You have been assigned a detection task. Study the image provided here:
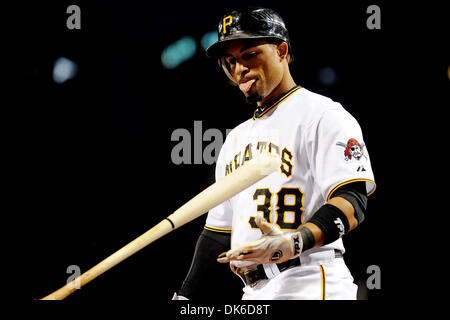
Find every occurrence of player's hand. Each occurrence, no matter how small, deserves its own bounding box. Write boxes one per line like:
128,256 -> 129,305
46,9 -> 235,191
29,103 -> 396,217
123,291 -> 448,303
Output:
217,215 -> 303,265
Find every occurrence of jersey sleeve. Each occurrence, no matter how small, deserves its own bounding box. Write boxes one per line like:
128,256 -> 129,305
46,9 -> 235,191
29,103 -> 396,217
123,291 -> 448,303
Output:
204,138 -> 233,233
307,107 -> 376,201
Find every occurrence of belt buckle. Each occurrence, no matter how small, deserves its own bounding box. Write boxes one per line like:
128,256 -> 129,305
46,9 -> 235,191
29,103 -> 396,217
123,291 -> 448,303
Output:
244,269 -> 261,288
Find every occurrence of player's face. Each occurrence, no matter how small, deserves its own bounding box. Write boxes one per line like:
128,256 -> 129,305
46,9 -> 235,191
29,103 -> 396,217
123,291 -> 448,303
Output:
222,39 -> 285,105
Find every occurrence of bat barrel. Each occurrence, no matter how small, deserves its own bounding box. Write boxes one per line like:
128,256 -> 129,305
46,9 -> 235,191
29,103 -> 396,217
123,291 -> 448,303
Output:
168,152 -> 280,229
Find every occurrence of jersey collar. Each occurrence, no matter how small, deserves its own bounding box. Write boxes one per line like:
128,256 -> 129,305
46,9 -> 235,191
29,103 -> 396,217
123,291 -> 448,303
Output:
253,85 -> 302,120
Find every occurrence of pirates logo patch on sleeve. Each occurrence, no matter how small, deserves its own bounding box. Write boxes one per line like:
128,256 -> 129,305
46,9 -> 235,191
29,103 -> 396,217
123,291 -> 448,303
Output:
336,138 -> 367,161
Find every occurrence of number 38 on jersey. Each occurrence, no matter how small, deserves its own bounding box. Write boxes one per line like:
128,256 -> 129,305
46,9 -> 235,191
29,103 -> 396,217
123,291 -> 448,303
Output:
249,187 -> 304,231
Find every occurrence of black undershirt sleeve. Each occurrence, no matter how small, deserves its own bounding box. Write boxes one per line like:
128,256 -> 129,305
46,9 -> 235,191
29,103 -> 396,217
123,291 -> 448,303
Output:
178,228 -> 232,300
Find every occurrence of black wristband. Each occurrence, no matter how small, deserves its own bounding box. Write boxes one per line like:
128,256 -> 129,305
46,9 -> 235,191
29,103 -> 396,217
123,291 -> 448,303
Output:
298,226 -> 315,252
308,203 -> 350,246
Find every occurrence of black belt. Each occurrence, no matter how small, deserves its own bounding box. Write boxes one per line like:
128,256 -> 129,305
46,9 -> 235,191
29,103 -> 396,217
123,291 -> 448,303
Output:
242,249 -> 343,287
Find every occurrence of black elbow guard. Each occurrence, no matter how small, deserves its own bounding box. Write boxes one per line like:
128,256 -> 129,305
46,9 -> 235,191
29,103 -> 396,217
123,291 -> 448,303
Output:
308,204 -> 350,245
330,182 -> 368,224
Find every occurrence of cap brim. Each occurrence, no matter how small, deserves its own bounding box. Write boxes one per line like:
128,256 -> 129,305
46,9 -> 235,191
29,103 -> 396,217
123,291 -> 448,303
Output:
205,34 -> 281,58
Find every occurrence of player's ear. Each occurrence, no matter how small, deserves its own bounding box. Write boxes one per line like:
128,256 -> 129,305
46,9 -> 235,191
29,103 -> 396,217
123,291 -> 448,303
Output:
277,42 -> 289,62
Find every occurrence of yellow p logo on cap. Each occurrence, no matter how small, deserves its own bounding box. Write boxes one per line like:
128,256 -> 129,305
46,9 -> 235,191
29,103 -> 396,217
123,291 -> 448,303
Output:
222,15 -> 233,34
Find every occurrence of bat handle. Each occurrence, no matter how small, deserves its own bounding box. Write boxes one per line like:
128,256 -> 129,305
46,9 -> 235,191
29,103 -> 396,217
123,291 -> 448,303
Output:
40,219 -> 173,300
41,283 -> 77,300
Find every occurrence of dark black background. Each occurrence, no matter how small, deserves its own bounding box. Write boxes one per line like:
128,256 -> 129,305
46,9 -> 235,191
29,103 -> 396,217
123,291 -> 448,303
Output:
12,0 -> 448,308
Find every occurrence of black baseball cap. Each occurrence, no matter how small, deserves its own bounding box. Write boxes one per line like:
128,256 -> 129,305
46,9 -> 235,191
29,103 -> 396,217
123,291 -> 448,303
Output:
206,7 -> 292,58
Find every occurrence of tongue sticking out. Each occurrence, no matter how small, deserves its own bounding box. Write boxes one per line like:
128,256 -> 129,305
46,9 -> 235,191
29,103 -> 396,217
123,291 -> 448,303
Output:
239,79 -> 256,94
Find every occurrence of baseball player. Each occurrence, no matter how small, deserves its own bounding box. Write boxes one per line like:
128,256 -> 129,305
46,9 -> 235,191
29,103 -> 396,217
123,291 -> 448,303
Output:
173,7 -> 375,300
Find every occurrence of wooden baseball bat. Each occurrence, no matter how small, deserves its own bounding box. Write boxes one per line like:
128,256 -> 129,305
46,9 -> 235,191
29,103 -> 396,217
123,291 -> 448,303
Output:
40,152 -> 280,300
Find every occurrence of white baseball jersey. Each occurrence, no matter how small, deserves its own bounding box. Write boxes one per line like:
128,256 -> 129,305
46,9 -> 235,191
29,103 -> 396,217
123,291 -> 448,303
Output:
205,87 -> 376,292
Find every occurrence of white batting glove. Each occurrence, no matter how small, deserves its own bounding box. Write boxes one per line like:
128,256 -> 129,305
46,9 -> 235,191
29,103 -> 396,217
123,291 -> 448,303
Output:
217,215 -> 303,265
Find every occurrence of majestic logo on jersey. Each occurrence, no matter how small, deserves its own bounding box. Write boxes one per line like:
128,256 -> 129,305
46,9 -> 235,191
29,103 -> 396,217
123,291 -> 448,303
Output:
336,138 -> 366,161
